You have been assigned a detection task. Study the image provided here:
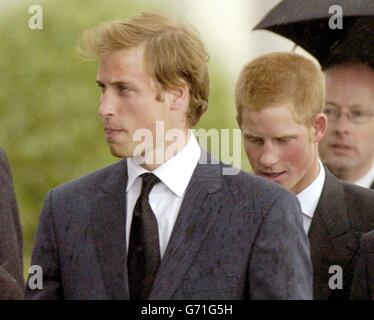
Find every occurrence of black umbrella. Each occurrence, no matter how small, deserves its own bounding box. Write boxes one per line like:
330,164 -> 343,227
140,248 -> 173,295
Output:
253,0 -> 374,67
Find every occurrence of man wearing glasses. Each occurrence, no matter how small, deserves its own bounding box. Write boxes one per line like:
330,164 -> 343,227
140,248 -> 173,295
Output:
318,61 -> 374,299
320,62 -> 374,189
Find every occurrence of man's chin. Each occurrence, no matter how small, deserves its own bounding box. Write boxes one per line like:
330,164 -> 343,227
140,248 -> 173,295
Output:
107,143 -> 155,163
323,157 -> 355,178
324,156 -> 352,170
108,145 -> 132,159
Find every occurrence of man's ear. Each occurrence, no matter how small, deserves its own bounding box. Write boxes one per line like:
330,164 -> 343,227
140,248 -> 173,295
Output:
312,113 -> 328,143
166,86 -> 190,111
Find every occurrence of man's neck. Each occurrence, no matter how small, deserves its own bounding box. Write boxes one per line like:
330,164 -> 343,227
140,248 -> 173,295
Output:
137,128 -> 190,171
292,157 -> 321,194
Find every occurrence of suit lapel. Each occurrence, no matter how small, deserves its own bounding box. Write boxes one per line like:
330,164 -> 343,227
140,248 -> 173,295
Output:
149,156 -> 222,300
90,160 -> 129,299
309,169 -> 350,240
308,169 -> 355,299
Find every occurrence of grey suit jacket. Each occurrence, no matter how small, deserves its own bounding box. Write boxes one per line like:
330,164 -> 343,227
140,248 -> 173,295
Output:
0,149 -> 24,291
308,169 -> 374,300
350,230 -> 374,300
0,265 -> 23,300
26,154 -> 312,300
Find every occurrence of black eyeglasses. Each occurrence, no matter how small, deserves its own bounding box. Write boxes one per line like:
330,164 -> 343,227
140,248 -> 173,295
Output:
324,105 -> 374,124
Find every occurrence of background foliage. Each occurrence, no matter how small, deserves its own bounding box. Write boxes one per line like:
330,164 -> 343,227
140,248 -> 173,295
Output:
0,0 -> 249,276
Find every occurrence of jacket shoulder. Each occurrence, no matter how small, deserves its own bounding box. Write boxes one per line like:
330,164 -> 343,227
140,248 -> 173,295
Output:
51,160 -> 125,196
220,165 -> 294,204
0,148 -> 9,169
341,181 -> 374,208
341,181 -> 374,229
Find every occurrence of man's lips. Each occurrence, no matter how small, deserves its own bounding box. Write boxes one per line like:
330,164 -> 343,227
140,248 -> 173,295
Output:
329,143 -> 354,152
258,171 -> 286,180
105,127 -> 123,132
104,127 -> 124,138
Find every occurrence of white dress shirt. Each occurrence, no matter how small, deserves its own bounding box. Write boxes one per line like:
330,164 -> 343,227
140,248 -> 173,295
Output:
296,160 -> 326,234
354,160 -> 374,189
126,132 -> 201,258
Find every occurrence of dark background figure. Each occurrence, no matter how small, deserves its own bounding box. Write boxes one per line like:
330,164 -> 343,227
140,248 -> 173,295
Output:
0,148 -> 24,297
350,229 -> 374,300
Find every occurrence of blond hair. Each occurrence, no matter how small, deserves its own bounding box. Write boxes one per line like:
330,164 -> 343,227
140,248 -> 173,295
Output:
81,12 -> 209,127
235,52 -> 325,126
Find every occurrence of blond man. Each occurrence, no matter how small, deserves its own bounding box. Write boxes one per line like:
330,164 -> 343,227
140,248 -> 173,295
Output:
236,52 -> 374,300
26,14 -> 311,300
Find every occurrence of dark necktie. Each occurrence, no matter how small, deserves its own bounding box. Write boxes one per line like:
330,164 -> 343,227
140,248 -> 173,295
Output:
128,173 -> 161,300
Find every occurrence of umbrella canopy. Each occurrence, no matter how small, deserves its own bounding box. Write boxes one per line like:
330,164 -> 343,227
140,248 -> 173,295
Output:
254,0 -> 374,67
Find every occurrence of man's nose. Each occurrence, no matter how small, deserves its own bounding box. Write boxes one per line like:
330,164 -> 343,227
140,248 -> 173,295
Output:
334,112 -> 352,135
98,91 -> 116,118
259,144 -> 279,167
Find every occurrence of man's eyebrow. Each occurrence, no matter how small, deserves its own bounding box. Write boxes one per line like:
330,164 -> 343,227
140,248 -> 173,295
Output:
241,129 -> 252,135
274,134 -> 297,139
325,101 -> 339,108
241,131 -> 261,138
347,104 -> 367,110
325,101 -> 366,110
96,80 -> 133,87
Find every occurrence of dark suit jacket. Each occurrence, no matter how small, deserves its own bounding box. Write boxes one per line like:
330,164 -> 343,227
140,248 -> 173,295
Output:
309,169 -> 374,300
0,265 -> 23,300
350,230 -> 374,300
26,153 -> 312,300
0,149 -> 24,292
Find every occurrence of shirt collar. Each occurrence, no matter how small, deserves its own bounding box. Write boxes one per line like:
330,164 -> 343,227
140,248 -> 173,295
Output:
126,158 -> 149,192
126,131 -> 201,197
296,160 -> 326,218
354,160 -> 374,189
